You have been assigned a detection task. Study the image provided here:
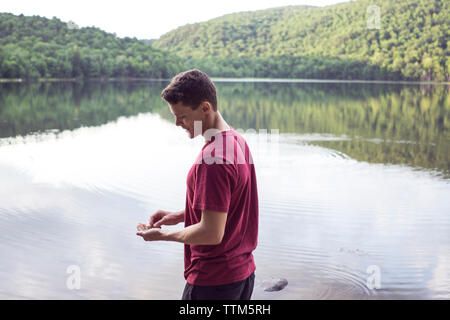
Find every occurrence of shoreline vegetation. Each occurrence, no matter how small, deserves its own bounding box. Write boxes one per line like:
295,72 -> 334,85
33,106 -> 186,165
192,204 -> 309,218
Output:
1,1 -> 448,83
1,77 -> 449,85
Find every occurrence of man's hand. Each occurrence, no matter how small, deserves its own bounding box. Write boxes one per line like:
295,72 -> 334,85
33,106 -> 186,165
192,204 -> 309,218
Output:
136,222 -> 150,231
136,228 -> 165,241
149,209 -> 184,228
136,208 -> 184,242
136,209 -> 226,245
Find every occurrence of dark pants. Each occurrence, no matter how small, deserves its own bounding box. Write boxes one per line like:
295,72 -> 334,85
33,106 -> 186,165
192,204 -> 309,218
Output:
182,272 -> 255,300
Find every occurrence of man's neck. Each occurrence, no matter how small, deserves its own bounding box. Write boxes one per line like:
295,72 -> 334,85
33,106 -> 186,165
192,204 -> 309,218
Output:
209,112 -> 230,131
202,112 -> 230,141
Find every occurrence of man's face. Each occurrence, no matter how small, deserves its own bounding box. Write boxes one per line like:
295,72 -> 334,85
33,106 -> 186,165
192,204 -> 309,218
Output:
169,101 -> 207,139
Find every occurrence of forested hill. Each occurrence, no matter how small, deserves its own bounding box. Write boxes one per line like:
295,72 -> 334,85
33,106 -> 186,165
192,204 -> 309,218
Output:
1,0 -> 448,81
153,0 -> 449,81
0,13 -> 185,78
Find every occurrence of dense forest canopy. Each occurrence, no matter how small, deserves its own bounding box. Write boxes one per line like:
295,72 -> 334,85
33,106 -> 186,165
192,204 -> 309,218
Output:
154,0 -> 449,81
0,13 -> 185,79
0,0 -> 449,81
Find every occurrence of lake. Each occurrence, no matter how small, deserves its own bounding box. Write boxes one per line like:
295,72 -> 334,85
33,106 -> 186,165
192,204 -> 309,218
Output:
0,80 -> 449,299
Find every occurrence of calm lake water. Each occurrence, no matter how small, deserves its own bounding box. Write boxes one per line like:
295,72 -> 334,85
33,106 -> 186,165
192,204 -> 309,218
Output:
0,80 -> 449,299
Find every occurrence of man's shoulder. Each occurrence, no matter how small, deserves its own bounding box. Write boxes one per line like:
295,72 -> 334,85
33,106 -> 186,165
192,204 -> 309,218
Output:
198,130 -> 253,165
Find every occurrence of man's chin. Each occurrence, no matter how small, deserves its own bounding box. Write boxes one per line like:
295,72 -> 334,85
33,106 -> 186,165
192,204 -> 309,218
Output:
183,128 -> 198,139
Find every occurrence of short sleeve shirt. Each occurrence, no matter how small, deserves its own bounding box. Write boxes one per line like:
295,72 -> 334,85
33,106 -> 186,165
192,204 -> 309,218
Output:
184,127 -> 259,286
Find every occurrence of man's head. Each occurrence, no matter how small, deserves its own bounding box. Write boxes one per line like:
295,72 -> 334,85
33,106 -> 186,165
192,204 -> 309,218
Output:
161,69 -> 217,139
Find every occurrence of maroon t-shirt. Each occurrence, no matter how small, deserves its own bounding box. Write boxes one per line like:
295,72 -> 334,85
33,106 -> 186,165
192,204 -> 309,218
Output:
184,127 -> 259,286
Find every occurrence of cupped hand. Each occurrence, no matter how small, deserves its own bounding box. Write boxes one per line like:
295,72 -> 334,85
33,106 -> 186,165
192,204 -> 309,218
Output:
136,228 -> 164,241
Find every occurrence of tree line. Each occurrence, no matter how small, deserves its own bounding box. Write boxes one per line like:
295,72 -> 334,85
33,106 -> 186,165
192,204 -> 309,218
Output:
154,0 -> 449,81
1,0 -> 449,81
0,13 -> 185,79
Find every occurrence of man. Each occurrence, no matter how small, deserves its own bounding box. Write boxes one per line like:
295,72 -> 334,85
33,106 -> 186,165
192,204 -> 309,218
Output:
136,69 -> 259,300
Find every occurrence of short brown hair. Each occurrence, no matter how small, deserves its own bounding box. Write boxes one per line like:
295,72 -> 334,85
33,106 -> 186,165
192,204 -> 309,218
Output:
161,69 -> 218,111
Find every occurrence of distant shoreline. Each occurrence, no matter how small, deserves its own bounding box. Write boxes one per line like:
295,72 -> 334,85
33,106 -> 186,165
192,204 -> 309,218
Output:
211,78 -> 450,85
0,77 -> 449,85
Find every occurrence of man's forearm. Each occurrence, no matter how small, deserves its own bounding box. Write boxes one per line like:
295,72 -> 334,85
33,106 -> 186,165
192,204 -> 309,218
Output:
176,209 -> 185,223
160,222 -> 219,245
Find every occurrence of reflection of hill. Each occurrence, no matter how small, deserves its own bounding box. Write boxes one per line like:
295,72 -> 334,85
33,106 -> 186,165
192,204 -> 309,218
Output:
0,81 -> 448,177
216,83 -> 448,143
0,81 -> 168,138
215,82 -> 449,177
313,139 -> 449,179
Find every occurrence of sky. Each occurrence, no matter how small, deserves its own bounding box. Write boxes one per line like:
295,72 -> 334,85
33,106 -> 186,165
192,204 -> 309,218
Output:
1,0 -> 351,40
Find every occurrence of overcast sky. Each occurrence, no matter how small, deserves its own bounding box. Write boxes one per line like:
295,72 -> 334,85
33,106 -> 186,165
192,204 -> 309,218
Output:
1,0 -> 351,39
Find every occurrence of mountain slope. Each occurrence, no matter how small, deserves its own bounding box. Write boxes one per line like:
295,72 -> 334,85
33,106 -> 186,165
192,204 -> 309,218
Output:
153,0 -> 449,81
0,13 -> 186,78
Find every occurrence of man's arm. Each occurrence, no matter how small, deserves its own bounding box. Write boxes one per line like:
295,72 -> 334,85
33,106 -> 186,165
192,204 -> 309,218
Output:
171,209 -> 185,223
137,209 -> 227,245
148,209 -> 185,228
162,209 -> 227,245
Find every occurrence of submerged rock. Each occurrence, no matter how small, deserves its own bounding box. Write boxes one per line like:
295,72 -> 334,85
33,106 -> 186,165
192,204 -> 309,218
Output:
263,278 -> 288,292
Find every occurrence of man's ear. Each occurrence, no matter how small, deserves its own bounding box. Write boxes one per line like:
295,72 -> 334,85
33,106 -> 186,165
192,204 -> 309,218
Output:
201,101 -> 212,114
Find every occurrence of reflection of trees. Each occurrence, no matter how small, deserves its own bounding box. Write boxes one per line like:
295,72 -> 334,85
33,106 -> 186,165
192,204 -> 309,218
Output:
313,139 -> 449,179
0,81 -> 448,176
216,83 -> 449,143
215,82 -> 449,176
0,81 -> 168,137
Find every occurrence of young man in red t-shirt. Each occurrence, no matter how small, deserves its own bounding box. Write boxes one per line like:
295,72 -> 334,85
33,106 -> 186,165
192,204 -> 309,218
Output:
136,69 -> 259,300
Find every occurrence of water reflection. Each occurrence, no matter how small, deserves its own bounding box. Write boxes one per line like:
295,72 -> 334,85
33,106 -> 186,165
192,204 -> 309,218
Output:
1,81 -> 448,177
0,81 -> 449,299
